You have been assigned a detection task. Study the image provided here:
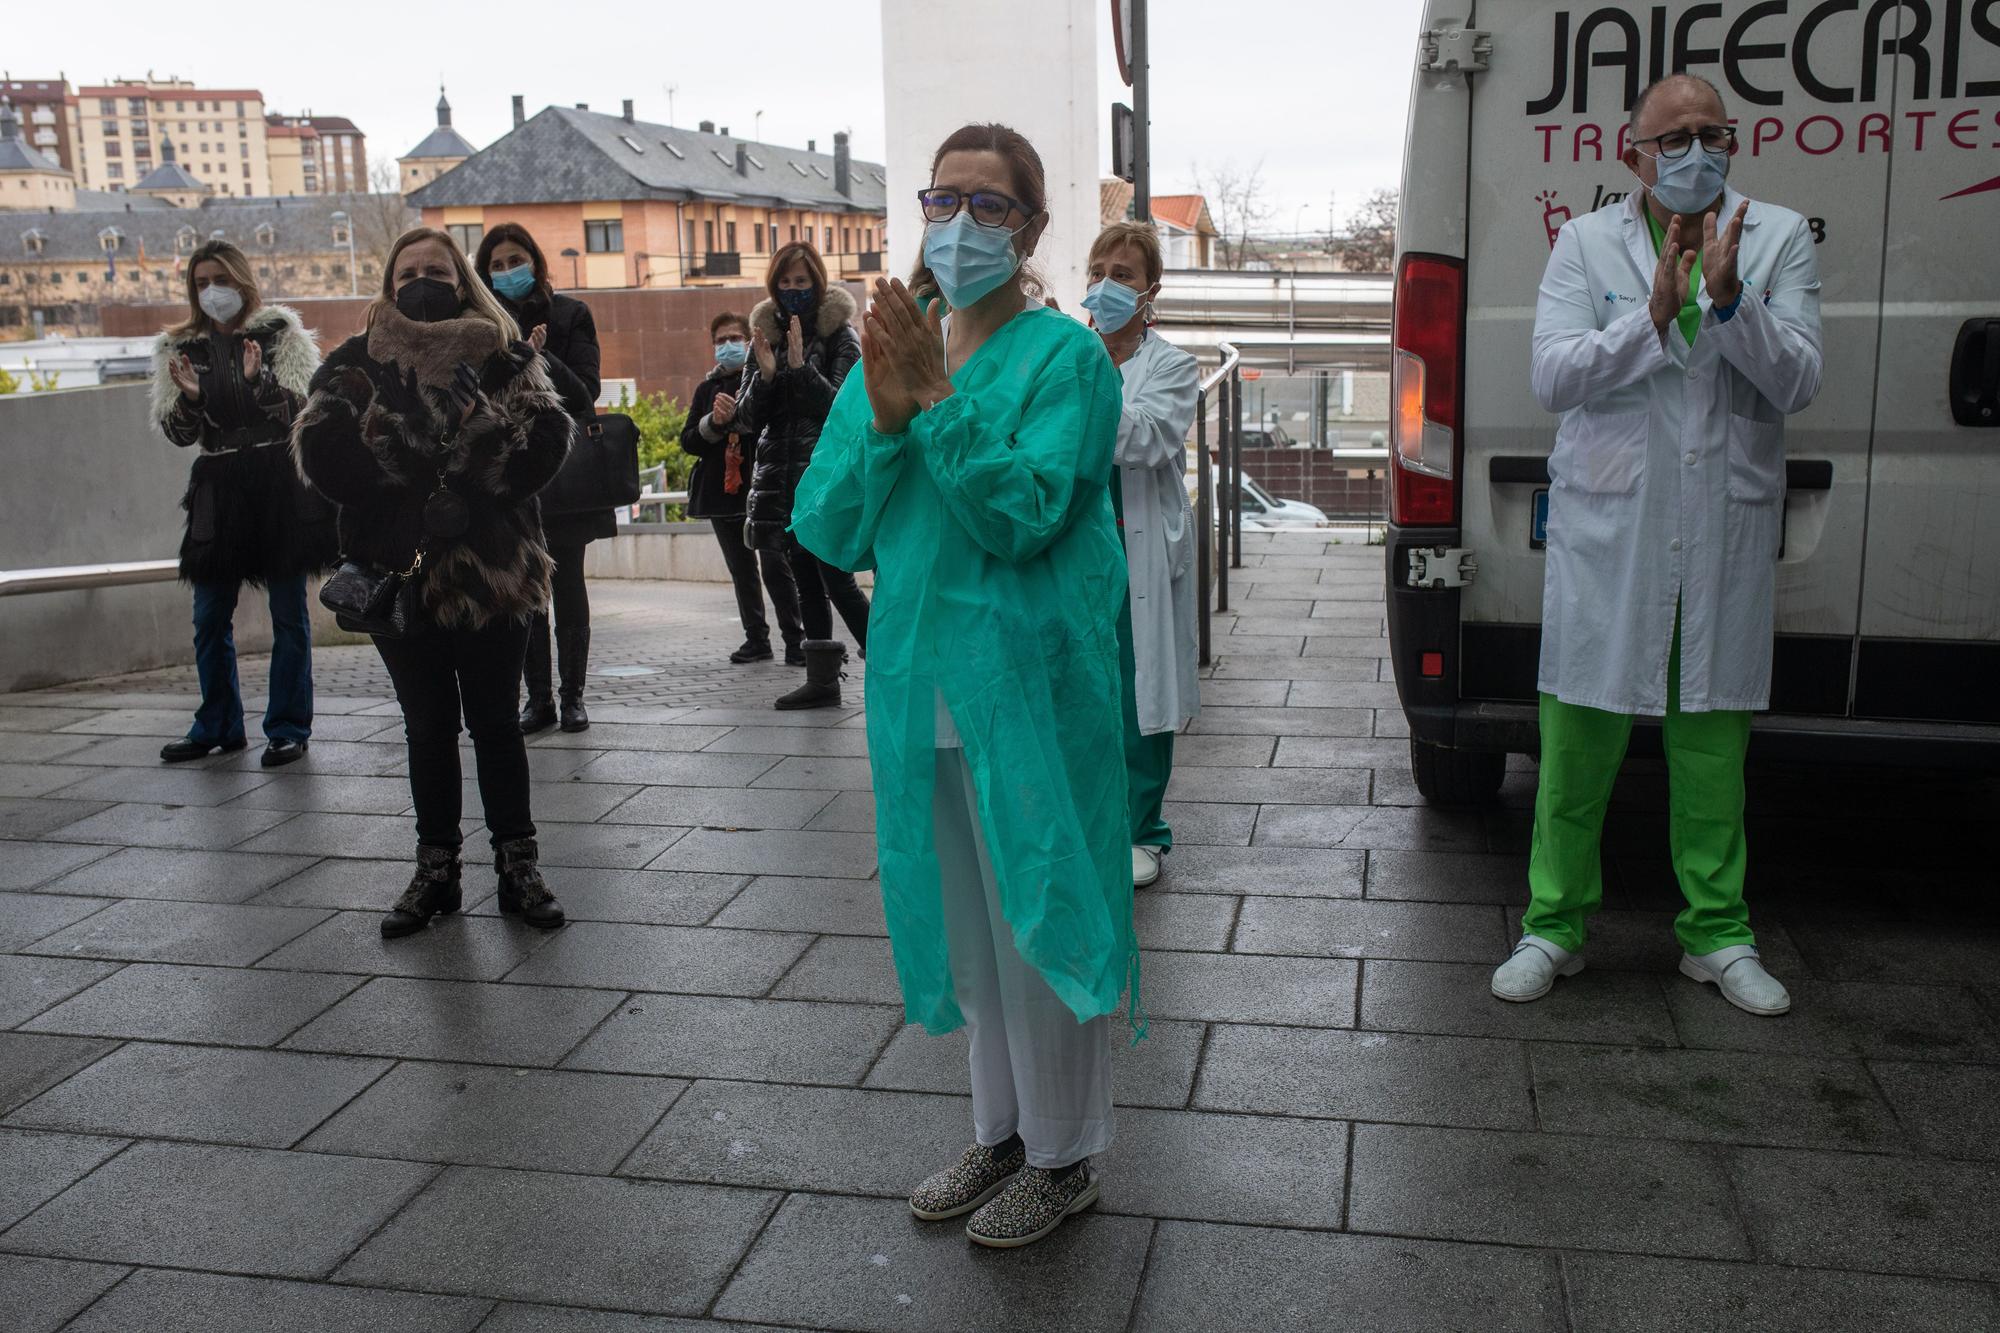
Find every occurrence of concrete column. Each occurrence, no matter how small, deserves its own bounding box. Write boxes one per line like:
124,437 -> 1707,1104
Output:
880,0 -> 1100,312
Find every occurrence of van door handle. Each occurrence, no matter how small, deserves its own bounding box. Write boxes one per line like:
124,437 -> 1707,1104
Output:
1489,456 -> 1550,484
1950,318 -> 2000,427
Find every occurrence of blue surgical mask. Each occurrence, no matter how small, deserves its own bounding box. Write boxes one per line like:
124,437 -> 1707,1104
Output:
1648,144 -> 1731,216
922,212 -> 1024,309
1082,278 -> 1143,333
715,340 -> 749,370
489,265 -> 536,301
778,287 -> 817,317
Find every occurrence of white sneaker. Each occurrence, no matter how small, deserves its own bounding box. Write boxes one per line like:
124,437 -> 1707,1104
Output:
1680,945 -> 1791,1017
1132,846 -> 1162,889
1491,935 -> 1584,1002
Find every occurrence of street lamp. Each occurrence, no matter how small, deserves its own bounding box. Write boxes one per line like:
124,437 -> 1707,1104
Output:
330,210 -> 357,296
560,247 -> 580,288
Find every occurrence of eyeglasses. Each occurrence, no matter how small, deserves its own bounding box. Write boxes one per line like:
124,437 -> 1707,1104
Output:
1634,125 -> 1736,159
918,188 -> 1032,229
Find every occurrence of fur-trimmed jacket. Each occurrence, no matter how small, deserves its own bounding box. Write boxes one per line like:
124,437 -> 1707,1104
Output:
292,306 -> 573,632
151,303 -> 337,585
738,285 -> 860,549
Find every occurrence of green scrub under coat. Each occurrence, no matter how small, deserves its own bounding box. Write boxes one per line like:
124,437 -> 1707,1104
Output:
790,303 -> 1140,1036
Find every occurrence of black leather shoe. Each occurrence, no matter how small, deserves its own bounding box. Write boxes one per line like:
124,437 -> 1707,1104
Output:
558,697 -> 589,733
784,644 -> 807,667
731,640 -> 774,664
160,737 -> 246,763
518,699 -> 558,735
261,738 -> 309,768
381,847 -> 463,938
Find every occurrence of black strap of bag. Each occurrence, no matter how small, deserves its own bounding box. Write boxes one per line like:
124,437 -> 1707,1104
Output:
319,465 -> 455,638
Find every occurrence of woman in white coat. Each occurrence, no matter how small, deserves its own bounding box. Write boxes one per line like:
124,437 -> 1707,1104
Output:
1084,222 -> 1202,889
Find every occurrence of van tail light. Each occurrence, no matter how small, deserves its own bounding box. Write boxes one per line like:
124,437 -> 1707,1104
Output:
1390,254 -> 1465,527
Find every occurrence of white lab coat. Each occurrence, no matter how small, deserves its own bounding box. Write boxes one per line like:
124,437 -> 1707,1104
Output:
1116,331 -> 1202,735
1530,185 -> 1823,716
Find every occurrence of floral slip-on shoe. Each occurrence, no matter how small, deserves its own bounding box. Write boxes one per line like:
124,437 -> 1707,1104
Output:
908,1139 -> 1028,1222
964,1160 -> 1100,1248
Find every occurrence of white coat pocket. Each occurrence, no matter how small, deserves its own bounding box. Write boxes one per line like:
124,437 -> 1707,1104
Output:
1552,409 -> 1648,496
1725,414 -> 1785,504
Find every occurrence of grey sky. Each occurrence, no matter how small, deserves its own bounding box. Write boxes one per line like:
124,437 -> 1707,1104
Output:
14,0 -> 1421,233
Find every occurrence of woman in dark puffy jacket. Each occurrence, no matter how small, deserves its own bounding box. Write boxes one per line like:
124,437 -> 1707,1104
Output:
152,239 -> 335,768
294,226 -> 570,940
475,223 -> 605,735
739,241 -> 870,710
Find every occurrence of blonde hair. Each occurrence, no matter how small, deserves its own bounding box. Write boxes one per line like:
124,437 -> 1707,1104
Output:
167,240 -> 262,339
1088,221 -> 1163,287
367,226 -> 520,341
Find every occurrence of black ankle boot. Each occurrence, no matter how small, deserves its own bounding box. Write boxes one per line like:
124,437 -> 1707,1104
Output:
381,846 -> 463,939
520,613 -> 557,734
775,640 -> 846,711
495,837 -> 565,929
556,624 -> 591,733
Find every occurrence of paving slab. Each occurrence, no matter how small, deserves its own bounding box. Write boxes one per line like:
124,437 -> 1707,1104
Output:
0,1033 -> 117,1116
0,1140 -> 433,1278
1732,1148 -> 2000,1281
284,977 -> 627,1067
1136,950 -> 1356,1027
51,707 -> 211,738
0,764 -> 97,800
257,910 -> 557,982
648,827 -> 878,880
38,846 -> 321,904
712,1192 -> 1152,1333
1133,890 -> 1235,951
0,1253 -> 130,1333
701,725 -> 873,757
1195,1026 -> 1535,1130
568,751 -> 785,787
41,801 -> 294,850
0,706 -> 107,733
1100,1107 -> 1345,1227
1785,912 -> 2000,987
0,892 -> 110,951
710,875 -> 886,935
42,766 -> 274,807
217,739 -> 407,776
804,789 -> 877,832
0,798 -> 118,839
1147,844 -> 1362,898
23,898 -> 330,966
563,994 -> 900,1084
0,1127 -> 127,1229
620,1080 -> 973,1195
1868,1060 -> 2000,1160
598,784 -> 835,831
1130,1221 -> 1565,1333
1560,1252 -> 2000,1332
521,822 -> 691,871
479,1304 -> 797,1332
234,811 -> 463,859
1664,977 -> 2000,1062
1530,1044 -> 1903,1152
1165,765 -> 1370,806
1360,959 -> 1679,1047
1271,735 -> 1412,768
223,773 -> 443,815
302,1062 -> 683,1174
1167,734 -> 1278,766
1234,896 -> 1509,962
1195,679 -> 1291,707
750,755 -> 876,791
0,733 -> 96,764
4,1042 -> 389,1148
0,955 -> 125,1028
244,857 -> 422,910
58,1269 -> 492,1333
0,840 -> 115,891
770,934 -> 902,1005
438,779 -> 644,825
1188,706 -> 1371,737
20,961 -> 360,1045
1158,800 -> 1259,846
864,1019 -> 1204,1110
464,867 -> 749,927
529,723 -> 733,752
1503,906 -> 1807,975
335,1167 -> 778,1316
1364,849 -> 1530,904
1347,1123 -> 1749,1258
506,921 -> 812,996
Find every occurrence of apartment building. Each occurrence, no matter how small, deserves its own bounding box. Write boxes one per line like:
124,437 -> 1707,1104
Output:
0,77 -> 82,174
70,78 -> 269,197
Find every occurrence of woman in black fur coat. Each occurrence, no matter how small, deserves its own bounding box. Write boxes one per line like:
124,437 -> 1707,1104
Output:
476,223 -> 606,735
294,227 -> 572,940
151,239 -> 335,768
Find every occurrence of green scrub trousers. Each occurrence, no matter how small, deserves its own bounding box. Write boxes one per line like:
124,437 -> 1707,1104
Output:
1525,615 -> 1755,956
1112,479 -> 1175,850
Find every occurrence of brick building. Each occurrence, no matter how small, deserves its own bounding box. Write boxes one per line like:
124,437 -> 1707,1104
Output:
0,77 -> 82,174
69,78 -> 269,197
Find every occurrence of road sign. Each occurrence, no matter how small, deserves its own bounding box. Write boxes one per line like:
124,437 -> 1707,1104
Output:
1112,0 -> 1134,85
1111,104 -> 1135,184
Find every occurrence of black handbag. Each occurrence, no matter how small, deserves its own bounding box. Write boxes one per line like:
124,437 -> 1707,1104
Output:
538,412 -> 641,516
319,546 -> 425,638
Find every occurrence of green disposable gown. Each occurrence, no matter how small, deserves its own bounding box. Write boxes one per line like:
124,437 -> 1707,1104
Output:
791,303 -> 1140,1036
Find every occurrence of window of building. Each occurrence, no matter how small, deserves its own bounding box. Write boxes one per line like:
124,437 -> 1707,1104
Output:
789,225 -> 797,242
106,164 -> 122,180
176,100 -> 185,111
725,221 -> 736,252
619,135 -> 643,154
236,100 -> 245,116
710,149 -> 732,167
127,98 -> 145,114
257,265 -> 271,278
100,99 -> 116,115
176,226 -> 198,253
310,263 -> 322,277
446,223 -> 483,252
584,219 -> 623,253
753,222 -> 764,254
104,141 -> 120,158
22,229 -> 45,256
684,221 -> 696,255
240,142 -> 247,158
79,271 -> 92,283
824,226 -> 833,252
98,227 -> 122,252
661,140 -> 684,158
103,120 -> 118,136
788,161 -> 808,177
242,163 -> 250,178
702,220 -> 713,252
255,223 -> 275,246
51,271 -> 62,284
842,228 -> 851,254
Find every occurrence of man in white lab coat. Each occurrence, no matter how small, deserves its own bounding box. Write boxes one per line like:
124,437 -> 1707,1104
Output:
1492,74 -> 1823,1016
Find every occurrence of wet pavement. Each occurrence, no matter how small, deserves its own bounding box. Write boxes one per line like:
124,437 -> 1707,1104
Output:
1,532 -> 1997,1331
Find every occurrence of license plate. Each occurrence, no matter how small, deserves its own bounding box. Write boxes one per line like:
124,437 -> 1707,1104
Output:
1530,489 -> 1549,549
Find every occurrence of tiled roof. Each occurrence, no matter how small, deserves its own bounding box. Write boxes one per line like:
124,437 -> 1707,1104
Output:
74,190 -> 177,210
404,125 -> 476,160
305,116 -> 361,135
6,193 -> 412,262
1150,194 -> 1216,235
409,107 -> 886,214
1100,177 -> 1134,224
133,160 -> 206,193
78,85 -> 264,101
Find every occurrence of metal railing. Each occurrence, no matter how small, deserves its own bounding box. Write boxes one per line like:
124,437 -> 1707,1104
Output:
0,560 -> 181,597
1195,340 -> 1244,667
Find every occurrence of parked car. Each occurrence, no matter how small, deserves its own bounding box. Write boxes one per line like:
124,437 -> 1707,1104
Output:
1385,0 -> 2000,805
1186,460 -> 1331,530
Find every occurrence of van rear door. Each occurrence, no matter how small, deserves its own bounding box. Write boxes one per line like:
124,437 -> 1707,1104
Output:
1852,12 -> 2000,723
1453,0 -> 1891,716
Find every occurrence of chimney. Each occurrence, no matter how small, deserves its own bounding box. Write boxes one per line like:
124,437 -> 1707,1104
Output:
512,95 -> 525,128
622,99 -> 634,123
734,144 -> 747,176
575,102 -> 588,111
807,138 -> 816,153
719,125 -> 729,136
698,119 -> 714,134
834,131 -> 851,199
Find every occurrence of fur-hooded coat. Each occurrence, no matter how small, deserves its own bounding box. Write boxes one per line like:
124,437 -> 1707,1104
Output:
292,305 -> 573,632
150,303 -> 338,584
737,284 -> 861,549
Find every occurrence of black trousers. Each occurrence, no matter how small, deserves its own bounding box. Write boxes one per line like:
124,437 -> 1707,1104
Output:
548,542 -> 589,634
712,515 -> 803,648
375,617 -> 536,852
785,532 -> 870,646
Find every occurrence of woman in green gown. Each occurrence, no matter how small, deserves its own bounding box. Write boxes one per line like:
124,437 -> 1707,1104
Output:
791,123 -> 1136,1250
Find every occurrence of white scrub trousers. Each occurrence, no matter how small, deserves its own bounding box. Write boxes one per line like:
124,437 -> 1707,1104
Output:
931,745 -> 1114,1169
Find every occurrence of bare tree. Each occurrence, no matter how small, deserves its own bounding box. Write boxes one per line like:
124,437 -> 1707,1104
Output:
1336,189 -> 1399,273
1191,160 -> 1274,271
343,160 -> 420,285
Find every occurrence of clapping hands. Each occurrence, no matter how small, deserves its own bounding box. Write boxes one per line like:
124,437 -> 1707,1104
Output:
860,278 -> 950,436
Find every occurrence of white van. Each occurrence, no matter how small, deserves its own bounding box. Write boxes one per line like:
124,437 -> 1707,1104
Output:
1387,0 -> 2000,803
